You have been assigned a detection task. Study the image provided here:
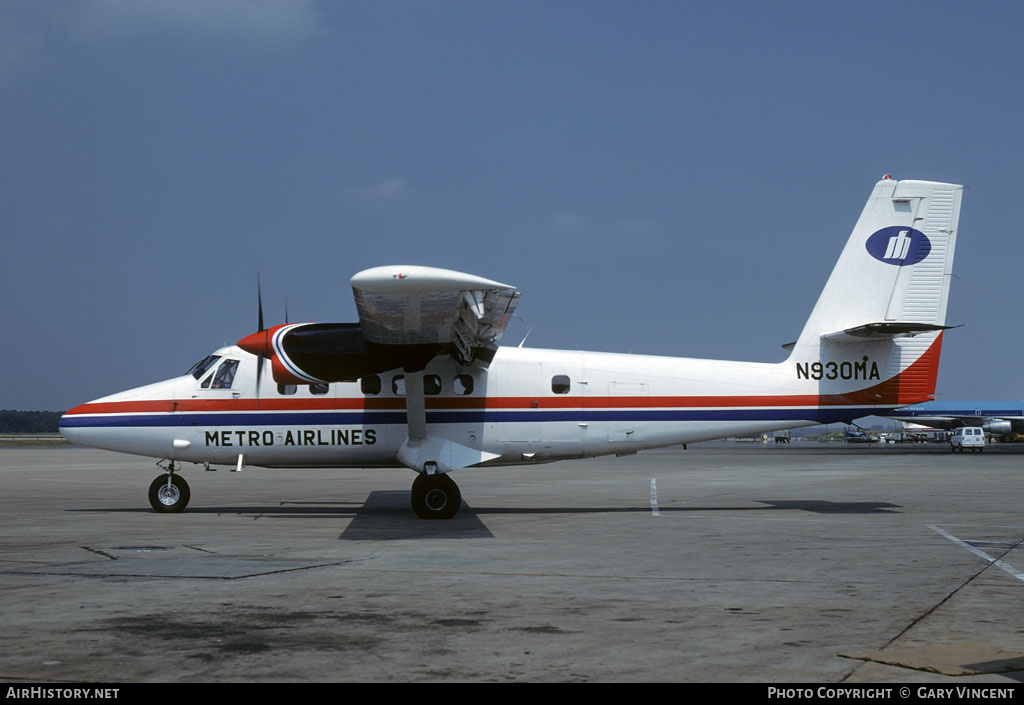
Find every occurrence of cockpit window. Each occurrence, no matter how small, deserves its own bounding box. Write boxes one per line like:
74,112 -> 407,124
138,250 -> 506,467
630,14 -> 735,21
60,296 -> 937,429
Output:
210,359 -> 239,389
187,355 -> 221,380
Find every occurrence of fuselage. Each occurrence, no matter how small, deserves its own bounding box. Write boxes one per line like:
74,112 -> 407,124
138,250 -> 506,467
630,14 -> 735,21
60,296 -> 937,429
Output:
60,343 -> 910,469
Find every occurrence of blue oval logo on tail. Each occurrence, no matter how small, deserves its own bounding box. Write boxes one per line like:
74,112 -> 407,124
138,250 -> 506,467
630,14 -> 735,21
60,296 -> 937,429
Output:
865,227 -> 931,265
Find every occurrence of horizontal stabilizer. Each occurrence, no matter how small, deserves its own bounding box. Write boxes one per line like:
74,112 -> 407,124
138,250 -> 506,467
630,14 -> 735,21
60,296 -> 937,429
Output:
820,321 -> 957,343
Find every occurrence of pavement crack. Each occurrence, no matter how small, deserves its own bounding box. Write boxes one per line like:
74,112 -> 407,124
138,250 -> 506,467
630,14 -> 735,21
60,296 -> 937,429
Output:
183,544 -> 218,554
840,526 -> 1024,682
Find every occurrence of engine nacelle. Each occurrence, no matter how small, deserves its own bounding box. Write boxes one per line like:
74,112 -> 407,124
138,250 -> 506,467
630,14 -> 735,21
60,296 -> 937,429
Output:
981,419 -> 1012,435
239,322 -> 445,385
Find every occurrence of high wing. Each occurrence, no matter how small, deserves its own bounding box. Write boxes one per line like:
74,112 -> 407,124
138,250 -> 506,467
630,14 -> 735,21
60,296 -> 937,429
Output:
351,265 -> 521,368
350,265 -> 522,475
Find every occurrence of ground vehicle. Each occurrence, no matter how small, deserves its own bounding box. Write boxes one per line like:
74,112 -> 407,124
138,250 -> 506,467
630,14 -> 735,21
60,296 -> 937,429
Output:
950,426 -> 986,452
844,429 -> 871,443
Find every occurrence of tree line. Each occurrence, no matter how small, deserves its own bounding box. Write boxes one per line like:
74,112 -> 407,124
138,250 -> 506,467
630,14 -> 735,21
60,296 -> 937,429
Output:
0,410 -> 63,433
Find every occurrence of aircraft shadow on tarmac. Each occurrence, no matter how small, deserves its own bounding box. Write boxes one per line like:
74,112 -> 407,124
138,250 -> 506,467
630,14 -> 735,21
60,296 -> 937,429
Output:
69,494 -> 901,541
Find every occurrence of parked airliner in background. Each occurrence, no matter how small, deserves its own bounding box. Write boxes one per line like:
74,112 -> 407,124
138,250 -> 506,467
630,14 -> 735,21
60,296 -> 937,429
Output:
60,177 -> 964,519
884,402 -> 1024,436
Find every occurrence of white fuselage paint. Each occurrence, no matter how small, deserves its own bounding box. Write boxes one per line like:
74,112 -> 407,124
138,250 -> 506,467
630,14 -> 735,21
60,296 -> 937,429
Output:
60,343 -> 901,471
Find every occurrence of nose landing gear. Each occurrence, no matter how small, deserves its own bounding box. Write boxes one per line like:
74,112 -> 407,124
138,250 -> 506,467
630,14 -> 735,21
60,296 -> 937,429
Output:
148,461 -> 190,513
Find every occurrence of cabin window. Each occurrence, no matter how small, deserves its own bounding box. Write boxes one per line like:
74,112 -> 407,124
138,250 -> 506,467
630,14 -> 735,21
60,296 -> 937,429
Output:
187,354 -> 221,380
361,375 -> 381,395
424,375 -> 441,395
454,374 -> 474,395
392,375 -> 406,396
310,383 -> 329,395
277,384 -> 297,395
210,359 -> 239,389
551,374 -> 571,394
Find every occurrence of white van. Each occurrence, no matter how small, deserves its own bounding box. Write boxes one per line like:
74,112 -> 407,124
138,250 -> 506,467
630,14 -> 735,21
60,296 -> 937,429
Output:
950,427 -> 986,452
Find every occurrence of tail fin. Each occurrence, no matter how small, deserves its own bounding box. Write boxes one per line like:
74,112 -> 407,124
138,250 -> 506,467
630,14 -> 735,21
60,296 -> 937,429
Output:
788,178 -> 963,406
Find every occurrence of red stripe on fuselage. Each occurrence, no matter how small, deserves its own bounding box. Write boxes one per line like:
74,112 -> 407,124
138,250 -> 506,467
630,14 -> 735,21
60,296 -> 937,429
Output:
64,335 -> 942,416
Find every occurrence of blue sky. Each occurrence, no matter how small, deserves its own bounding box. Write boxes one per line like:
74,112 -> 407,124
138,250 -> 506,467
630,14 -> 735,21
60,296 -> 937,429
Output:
2,1 -> 1022,411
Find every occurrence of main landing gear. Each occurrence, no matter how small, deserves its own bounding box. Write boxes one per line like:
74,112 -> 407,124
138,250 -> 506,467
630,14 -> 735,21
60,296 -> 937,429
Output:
410,470 -> 462,520
149,461 -> 191,513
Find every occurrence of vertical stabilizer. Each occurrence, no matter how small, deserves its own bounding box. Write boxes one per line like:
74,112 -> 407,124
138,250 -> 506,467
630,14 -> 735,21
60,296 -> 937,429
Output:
788,178 -> 963,406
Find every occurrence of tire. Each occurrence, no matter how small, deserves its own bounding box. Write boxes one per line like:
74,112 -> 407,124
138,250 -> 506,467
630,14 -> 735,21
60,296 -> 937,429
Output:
410,472 -> 462,520
148,474 -> 190,513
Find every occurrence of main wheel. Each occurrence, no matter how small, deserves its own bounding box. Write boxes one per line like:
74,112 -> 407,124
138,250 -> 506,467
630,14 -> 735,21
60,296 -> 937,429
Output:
410,472 -> 462,520
148,474 -> 191,513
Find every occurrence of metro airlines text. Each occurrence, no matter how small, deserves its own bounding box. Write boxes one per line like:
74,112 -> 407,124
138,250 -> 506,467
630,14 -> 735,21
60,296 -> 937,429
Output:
204,429 -> 378,447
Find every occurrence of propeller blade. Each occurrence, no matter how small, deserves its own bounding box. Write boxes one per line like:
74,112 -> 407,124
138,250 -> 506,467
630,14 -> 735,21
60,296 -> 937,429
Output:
256,274 -> 266,403
257,274 -> 265,332
255,351 -> 265,402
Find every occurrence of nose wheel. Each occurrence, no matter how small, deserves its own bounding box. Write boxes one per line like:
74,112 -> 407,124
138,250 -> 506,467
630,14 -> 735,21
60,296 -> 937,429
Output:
148,469 -> 191,513
410,472 -> 462,520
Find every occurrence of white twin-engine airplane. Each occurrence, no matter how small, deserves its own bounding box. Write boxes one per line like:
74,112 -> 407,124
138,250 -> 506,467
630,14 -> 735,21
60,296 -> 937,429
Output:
61,177 -> 964,519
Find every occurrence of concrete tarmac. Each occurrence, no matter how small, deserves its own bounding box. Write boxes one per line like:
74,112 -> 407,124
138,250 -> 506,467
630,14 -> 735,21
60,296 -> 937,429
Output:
1,442 -> 1023,683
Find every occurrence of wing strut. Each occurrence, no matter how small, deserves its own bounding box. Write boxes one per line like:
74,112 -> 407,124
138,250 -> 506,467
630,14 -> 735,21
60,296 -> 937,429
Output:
404,370 -> 428,441
395,369 -> 499,474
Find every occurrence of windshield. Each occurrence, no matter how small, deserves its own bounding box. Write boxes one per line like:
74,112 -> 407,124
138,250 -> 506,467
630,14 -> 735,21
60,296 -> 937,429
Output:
210,359 -> 239,389
186,355 -> 221,380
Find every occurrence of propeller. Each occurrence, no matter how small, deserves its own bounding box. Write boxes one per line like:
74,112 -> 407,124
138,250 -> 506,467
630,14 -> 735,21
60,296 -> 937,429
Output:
239,276 -> 292,401
239,276 -> 309,395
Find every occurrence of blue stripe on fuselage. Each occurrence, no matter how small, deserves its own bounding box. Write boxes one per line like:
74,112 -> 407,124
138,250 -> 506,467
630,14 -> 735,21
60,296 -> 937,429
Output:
59,407 -> 885,428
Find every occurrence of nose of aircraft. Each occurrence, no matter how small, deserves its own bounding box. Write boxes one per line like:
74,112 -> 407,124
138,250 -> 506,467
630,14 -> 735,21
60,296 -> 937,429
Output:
58,404 -> 86,443
59,394 -> 118,448
58,376 -> 192,450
